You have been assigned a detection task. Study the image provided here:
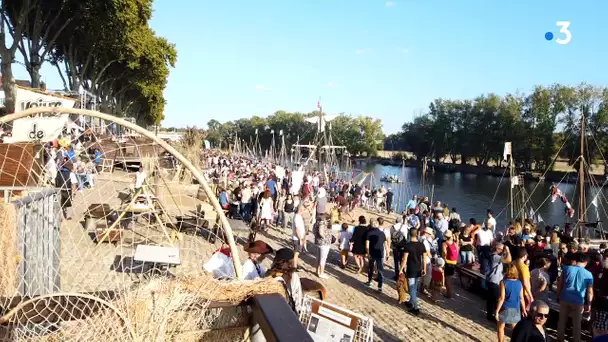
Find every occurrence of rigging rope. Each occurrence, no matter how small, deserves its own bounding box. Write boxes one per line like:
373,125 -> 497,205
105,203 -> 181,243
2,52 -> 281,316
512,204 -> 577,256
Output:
490,165 -> 509,209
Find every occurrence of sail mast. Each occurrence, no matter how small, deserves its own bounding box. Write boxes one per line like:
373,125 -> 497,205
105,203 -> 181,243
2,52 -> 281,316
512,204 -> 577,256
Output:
578,113 -> 586,241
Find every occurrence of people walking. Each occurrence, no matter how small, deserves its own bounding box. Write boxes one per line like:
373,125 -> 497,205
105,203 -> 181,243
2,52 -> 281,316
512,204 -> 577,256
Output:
401,228 -> 431,315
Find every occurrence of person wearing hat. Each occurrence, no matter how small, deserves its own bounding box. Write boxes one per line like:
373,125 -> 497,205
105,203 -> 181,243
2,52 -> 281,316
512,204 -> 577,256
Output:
266,248 -> 303,314
421,227 -> 436,294
242,241 -> 274,280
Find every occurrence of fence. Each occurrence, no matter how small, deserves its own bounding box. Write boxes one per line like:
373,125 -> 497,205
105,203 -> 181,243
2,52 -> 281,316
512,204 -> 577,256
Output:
13,188 -> 62,296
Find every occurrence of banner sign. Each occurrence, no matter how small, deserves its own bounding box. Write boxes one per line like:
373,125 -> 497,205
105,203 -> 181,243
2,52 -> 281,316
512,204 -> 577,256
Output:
11,115 -> 72,142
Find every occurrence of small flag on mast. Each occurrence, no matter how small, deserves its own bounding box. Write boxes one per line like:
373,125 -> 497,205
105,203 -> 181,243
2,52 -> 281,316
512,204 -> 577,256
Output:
317,99 -> 322,110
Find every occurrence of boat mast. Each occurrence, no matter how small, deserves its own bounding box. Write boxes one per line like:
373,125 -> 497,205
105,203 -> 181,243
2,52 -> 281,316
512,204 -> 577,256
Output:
578,113 -> 586,241
509,153 -> 514,222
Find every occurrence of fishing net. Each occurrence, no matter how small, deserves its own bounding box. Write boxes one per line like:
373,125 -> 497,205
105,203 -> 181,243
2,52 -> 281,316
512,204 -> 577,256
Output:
0,111 -> 259,341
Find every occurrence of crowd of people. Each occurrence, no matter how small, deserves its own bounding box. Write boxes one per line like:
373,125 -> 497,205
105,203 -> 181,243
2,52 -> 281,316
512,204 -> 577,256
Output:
203,152 -> 608,342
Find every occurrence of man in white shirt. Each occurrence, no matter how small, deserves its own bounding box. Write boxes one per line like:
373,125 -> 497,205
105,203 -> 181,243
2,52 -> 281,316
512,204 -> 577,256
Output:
435,213 -> 449,242
292,205 -> 306,268
475,224 -> 494,275
240,182 -> 252,221
134,166 -> 147,191
486,209 -> 497,234
242,240 -> 273,280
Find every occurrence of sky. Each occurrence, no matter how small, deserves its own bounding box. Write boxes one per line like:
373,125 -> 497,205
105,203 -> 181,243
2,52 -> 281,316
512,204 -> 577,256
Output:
12,0 -> 608,134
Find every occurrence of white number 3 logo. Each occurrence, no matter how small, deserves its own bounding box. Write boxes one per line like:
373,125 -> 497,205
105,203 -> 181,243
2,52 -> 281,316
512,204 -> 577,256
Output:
556,21 -> 572,45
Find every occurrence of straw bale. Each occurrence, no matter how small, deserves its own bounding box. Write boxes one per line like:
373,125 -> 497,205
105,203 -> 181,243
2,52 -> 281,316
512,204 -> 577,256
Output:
0,203 -> 18,297
18,274 -> 287,342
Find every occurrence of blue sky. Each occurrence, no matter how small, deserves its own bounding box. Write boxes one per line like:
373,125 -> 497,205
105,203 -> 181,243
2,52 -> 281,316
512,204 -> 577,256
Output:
13,0 -> 608,133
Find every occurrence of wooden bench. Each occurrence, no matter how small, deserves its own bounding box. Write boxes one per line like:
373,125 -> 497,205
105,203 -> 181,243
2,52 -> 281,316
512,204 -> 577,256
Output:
455,263 -> 485,291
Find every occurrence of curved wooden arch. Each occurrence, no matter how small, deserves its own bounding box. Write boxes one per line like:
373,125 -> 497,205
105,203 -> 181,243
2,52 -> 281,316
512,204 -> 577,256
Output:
0,107 -> 243,280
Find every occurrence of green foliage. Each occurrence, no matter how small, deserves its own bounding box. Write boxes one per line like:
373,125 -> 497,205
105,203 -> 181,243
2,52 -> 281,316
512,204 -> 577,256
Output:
394,83 -> 608,171
2,0 -> 176,124
205,111 -> 384,156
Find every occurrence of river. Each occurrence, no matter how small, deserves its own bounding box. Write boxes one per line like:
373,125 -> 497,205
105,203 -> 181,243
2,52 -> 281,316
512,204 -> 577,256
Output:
361,164 -> 608,231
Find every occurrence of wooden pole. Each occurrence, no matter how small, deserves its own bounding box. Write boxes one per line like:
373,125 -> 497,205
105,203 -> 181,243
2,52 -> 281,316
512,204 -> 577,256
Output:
578,113 -> 586,241
0,107 -> 245,280
509,154 -> 514,221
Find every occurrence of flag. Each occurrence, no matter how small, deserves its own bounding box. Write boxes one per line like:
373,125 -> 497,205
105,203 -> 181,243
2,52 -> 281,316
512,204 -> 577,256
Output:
503,142 -> 512,161
317,100 -> 322,109
537,213 -> 544,222
592,193 -> 599,207
528,207 -> 535,220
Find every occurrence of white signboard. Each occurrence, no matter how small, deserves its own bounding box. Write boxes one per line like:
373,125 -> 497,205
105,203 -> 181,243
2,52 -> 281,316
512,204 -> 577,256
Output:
16,87 -> 76,113
275,165 -> 285,180
307,313 -> 354,342
291,170 -> 304,195
299,295 -> 373,342
11,115 -> 71,142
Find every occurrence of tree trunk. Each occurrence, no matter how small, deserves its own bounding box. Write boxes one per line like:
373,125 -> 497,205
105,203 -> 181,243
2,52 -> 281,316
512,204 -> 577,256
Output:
1,57 -> 18,114
30,65 -> 42,89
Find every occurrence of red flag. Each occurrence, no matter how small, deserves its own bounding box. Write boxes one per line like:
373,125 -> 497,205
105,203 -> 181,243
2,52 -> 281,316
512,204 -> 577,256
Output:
317,100 -> 321,109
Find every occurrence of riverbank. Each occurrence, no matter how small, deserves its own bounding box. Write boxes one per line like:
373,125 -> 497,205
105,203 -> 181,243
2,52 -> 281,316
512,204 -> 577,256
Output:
358,151 -> 607,185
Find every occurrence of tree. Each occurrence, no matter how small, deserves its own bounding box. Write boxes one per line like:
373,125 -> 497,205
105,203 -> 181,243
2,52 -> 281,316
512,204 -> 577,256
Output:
203,111 -> 385,157
398,83 -> 608,172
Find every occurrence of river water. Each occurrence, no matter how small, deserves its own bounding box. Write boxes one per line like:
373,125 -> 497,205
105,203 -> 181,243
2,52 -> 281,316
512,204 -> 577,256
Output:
361,164 -> 608,231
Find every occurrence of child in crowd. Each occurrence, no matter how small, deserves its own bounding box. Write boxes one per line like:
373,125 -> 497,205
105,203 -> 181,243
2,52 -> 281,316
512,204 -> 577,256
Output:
431,257 -> 445,302
338,223 -> 353,269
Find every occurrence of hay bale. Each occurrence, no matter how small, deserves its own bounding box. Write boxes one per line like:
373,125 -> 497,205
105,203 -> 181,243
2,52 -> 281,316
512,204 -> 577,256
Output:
0,203 -> 18,297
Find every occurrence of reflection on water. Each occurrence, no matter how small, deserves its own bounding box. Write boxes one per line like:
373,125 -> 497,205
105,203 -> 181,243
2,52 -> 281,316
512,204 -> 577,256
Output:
357,164 -> 608,230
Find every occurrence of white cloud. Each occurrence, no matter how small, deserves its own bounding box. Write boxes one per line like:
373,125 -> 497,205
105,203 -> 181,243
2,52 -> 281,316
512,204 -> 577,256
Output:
255,85 -> 271,91
355,48 -> 372,55
328,82 -> 335,88
385,1 -> 396,7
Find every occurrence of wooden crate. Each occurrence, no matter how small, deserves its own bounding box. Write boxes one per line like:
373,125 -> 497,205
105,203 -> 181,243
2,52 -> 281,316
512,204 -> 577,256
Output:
0,143 -> 43,187
95,228 -> 121,244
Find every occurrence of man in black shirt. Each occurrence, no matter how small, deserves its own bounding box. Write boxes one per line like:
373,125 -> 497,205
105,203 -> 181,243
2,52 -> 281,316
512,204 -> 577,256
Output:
401,228 -> 430,315
386,188 -> 394,213
365,222 -> 389,292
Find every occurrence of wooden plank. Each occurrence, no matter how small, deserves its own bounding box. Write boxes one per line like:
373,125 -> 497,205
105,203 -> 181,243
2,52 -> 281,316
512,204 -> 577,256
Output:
251,294 -> 313,342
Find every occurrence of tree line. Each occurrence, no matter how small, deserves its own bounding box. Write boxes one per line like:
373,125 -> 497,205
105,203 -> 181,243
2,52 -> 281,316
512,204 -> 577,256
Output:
385,84 -> 608,171
0,0 -> 176,125
202,110 -> 385,157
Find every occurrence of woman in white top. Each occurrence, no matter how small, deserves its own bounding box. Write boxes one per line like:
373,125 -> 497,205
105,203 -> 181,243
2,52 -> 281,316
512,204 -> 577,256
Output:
242,240 -> 274,280
265,248 -> 303,314
259,189 -> 274,230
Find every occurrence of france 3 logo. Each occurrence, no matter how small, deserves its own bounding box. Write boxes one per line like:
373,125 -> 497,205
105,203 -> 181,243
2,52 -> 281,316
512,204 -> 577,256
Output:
545,21 -> 571,45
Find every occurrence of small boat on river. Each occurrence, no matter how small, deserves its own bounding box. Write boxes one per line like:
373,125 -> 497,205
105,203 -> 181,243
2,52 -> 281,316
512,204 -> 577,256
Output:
380,174 -> 402,183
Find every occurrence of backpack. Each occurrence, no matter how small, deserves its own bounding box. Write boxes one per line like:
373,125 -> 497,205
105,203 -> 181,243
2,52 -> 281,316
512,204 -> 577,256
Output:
391,224 -> 407,249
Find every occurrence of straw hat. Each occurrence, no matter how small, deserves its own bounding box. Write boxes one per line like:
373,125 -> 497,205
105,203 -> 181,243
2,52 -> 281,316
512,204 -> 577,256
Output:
424,227 -> 435,236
